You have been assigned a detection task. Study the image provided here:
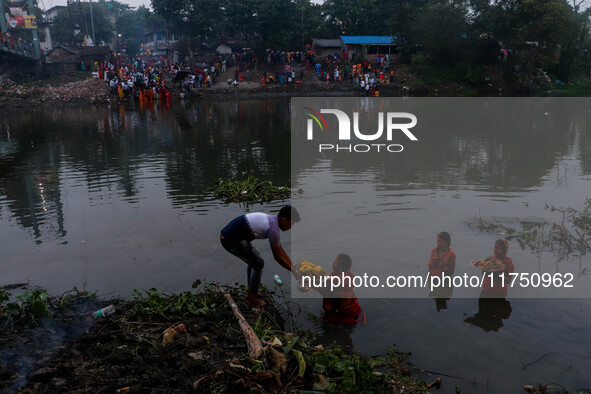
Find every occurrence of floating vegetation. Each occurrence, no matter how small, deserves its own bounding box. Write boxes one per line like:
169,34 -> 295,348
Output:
469,199 -> 591,262
209,172 -> 290,204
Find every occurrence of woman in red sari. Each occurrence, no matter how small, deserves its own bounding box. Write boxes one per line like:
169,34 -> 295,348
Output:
481,239 -> 514,298
428,231 -> 456,277
318,254 -> 363,326
428,232 -> 456,309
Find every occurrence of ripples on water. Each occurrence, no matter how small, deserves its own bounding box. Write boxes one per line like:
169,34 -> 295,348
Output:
0,101 -> 290,242
1,99 -> 591,393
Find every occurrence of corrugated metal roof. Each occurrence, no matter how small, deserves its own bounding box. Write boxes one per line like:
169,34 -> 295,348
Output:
340,36 -> 396,45
51,45 -> 77,54
312,39 -> 343,47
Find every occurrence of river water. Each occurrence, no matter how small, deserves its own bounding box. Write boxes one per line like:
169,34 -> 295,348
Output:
1,99 -> 590,393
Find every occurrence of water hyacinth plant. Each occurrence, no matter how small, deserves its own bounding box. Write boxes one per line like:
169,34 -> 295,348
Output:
209,172 -> 290,204
469,198 -> 591,262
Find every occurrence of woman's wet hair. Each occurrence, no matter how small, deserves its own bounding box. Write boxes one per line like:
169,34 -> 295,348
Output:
336,253 -> 352,271
438,232 -> 451,245
495,238 -> 508,254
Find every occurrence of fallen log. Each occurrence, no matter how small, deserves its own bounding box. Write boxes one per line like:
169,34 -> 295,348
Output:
218,286 -> 263,359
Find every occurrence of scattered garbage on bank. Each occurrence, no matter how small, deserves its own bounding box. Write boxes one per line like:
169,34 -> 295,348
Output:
0,76 -> 111,106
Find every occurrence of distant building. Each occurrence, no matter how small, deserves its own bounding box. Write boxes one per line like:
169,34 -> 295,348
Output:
38,5 -> 67,52
78,46 -> 111,63
45,45 -> 78,73
143,28 -> 181,57
311,39 -> 344,58
340,36 -> 399,62
44,5 -> 66,22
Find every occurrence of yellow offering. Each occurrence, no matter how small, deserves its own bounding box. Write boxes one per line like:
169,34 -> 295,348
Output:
469,257 -> 506,272
294,261 -> 327,292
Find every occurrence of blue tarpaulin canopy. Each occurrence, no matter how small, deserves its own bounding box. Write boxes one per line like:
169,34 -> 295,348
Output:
340,36 -> 396,45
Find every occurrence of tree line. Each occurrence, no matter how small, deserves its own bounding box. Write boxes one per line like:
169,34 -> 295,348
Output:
49,0 -> 591,82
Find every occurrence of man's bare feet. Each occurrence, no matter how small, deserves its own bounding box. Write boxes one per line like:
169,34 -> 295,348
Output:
247,287 -> 263,297
247,292 -> 266,307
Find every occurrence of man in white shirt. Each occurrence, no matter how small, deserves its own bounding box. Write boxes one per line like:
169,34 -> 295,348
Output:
220,205 -> 300,306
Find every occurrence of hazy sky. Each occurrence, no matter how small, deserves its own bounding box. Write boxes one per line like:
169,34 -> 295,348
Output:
39,0 -> 151,11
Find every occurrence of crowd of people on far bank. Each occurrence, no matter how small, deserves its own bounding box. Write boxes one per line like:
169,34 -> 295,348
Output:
88,55 -> 175,102
259,49 -> 395,95
311,51 -> 395,95
89,51 -> 260,100
88,47 -> 399,100
80,52 -> 255,101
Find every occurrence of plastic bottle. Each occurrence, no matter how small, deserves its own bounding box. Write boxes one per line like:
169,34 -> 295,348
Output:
95,305 -> 115,318
274,274 -> 283,286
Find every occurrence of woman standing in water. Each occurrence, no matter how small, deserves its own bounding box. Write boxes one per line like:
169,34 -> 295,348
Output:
428,232 -> 456,277
481,239 -> 514,298
428,232 -> 456,310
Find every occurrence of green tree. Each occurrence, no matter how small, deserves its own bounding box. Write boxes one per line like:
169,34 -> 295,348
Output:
383,0 -> 429,46
152,0 -> 223,64
51,2 -> 113,46
322,0 -> 389,35
408,0 -> 470,60
471,0 -> 579,78
220,0 -> 259,41
298,1 -> 336,48
116,5 -> 166,56
556,8 -> 588,80
514,0 -> 576,77
253,0 -> 300,48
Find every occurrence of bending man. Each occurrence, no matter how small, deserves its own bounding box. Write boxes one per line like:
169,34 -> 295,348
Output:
220,205 -> 300,306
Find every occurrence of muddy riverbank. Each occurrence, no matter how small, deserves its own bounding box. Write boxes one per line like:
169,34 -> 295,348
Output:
0,63 -> 540,110
0,284 -> 431,393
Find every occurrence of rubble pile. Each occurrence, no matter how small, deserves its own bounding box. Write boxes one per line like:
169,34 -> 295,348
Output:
0,76 -> 110,106
0,75 -> 17,89
0,75 -> 31,101
37,78 -> 110,104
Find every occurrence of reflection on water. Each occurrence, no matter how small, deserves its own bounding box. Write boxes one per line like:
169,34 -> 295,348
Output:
293,98 -> 591,192
291,99 -> 591,301
0,100 -> 290,243
3,100 -> 590,247
1,99 -> 591,393
290,98 -> 591,392
465,298 -> 513,332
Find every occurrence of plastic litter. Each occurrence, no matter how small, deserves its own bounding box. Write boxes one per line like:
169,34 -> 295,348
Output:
162,323 -> 186,346
273,274 -> 283,286
94,305 -> 115,318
